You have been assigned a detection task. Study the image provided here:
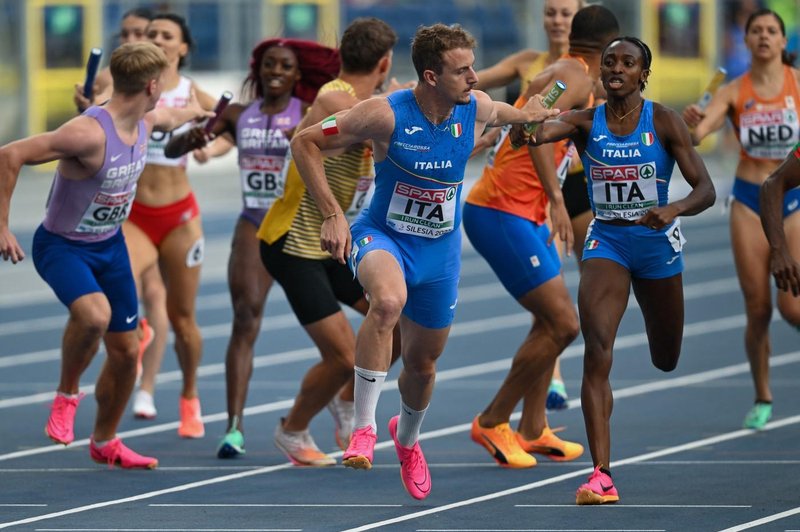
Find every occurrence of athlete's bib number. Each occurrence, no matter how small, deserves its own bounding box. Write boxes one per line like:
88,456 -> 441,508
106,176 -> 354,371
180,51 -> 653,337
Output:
740,108 -> 800,160
239,154 -> 288,209
386,182 -> 458,238
590,162 -> 659,220
665,219 -> 685,253
345,175 -> 375,222
76,189 -> 136,234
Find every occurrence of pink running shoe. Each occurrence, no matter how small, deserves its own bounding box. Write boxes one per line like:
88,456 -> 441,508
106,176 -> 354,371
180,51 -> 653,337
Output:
342,425 -> 377,469
89,437 -> 158,469
45,392 -> 84,445
576,465 -> 619,505
388,415 -> 431,500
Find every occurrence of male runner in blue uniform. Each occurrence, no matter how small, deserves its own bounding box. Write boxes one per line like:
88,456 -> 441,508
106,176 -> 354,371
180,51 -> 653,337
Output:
290,23 -> 559,500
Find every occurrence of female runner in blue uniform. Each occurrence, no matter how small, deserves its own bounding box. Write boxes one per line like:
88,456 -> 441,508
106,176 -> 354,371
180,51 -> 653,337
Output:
529,37 -> 716,504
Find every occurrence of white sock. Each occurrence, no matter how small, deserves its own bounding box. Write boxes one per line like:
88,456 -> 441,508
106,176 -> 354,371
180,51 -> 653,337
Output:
353,366 -> 387,433
397,400 -> 428,448
57,392 -> 81,400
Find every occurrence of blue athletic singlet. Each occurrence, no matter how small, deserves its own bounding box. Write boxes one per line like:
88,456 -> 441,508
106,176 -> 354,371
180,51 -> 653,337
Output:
350,89 -> 476,328
580,100 -> 685,279
581,100 -> 674,221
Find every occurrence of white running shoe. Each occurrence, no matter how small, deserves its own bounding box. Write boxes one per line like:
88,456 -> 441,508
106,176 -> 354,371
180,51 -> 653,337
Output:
274,419 -> 335,467
132,389 -> 157,419
327,395 -> 355,451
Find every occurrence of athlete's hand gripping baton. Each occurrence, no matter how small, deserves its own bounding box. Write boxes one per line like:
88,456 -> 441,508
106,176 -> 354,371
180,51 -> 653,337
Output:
204,91 -> 233,134
697,67 -> 726,111
512,80 -> 566,149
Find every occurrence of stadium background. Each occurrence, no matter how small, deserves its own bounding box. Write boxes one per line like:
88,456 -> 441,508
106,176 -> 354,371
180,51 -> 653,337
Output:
0,0 -> 798,146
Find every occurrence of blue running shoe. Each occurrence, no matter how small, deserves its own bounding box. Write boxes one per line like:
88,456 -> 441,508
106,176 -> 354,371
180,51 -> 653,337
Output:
546,379 -> 568,411
217,429 -> 245,459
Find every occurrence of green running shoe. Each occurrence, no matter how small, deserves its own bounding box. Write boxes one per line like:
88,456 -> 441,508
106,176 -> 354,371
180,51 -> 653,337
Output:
217,429 -> 245,459
743,402 -> 772,430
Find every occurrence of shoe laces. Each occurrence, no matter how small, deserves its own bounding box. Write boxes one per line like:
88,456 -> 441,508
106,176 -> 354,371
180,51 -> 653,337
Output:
349,427 -> 376,454
495,423 -> 519,449
100,439 -> 123,469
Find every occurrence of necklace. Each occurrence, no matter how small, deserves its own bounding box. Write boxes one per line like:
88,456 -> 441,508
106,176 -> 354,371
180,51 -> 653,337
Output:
607,100 -> 642,121
414,91 -> 453,132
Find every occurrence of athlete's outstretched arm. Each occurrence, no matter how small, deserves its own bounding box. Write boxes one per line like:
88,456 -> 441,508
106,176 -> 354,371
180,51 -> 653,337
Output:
761,151 -> 800,295
474,90 -> 559,132
528,109 -> 588,146
290,97 -> 394,264
682,80 -> 736,145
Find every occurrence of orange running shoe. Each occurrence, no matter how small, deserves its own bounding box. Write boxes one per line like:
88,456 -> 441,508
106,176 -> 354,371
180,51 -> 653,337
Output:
515,426 -> 584,462
178,396 -> 205,438
470,416 -> 536,468
273,419 -> 335,467
136,318 -> 154,381
576,465 -> 619,505
90,437 -> 158,469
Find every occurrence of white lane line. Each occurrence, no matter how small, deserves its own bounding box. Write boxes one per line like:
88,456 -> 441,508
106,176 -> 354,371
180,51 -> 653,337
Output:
149,503 -> 402,507
514,504 -> 751,508
1,362 -> 798,529
416,530 -> 665,532
2,318 -> 799,463
0,247 -> 734,341
0,274 -> 752,409
0,504 -> 47,507
716,506 -> 800,531
340,415 -> 800,532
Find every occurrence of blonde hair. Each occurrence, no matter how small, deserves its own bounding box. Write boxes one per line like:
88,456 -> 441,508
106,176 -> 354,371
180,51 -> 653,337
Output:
110,42 -> 168,95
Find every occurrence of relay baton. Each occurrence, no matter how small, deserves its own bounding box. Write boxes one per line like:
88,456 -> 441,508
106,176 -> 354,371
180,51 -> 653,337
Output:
204,91 -> 234,133
83,48 -> 103,100
697,67 -> 727,111
512,80 -> 566,149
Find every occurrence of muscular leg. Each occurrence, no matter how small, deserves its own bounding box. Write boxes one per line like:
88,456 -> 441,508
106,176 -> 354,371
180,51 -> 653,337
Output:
730,203 -> 773,403
122,221 -> 162,395
138,264 -> 168,396
93,329 -> 139,440
481,276 -> 579,436
58,293 -> 112,394
355,250 -> 407,374
160,217 -> 204,399
224,219 -> 273,432
282,307 -> 360,431
397,317 -> 449,411
632,274 -> 684,372
579,258 -> 630,468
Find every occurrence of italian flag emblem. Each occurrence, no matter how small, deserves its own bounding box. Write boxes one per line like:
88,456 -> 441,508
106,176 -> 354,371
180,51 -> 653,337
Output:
450,123 -> 462,138
585,239 -> 600,250
322,115 -> 339,136
358,236 -> 373,247
641,132 -> 654,146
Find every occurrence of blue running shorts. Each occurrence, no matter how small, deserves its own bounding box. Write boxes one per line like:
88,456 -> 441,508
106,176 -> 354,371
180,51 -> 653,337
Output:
582,219 -> 684,279
462,203 -> 561,299
732,177 -> 800,218
349,214 -> 460,329
32,225 -> 138,332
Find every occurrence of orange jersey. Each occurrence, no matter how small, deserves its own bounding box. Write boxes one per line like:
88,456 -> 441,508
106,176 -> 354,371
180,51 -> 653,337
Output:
733,66 -> 800,162
468,55 -> 591,222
